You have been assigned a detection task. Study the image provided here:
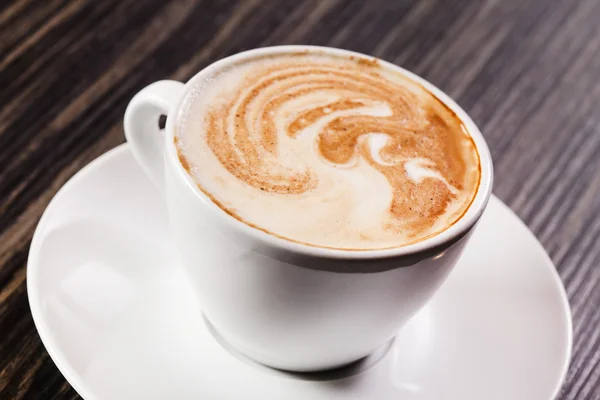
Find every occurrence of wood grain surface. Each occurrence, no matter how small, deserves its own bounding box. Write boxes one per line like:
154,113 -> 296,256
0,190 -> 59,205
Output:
1,0 -> 599,398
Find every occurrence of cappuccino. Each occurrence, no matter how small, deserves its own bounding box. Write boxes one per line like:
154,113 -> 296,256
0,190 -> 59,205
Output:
175,52 -> 480,250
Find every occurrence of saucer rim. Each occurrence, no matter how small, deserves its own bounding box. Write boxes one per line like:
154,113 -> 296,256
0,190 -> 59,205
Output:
26,144 -> 573,400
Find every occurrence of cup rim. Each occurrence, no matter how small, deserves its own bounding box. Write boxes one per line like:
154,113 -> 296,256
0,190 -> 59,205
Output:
164,45 -> 494,260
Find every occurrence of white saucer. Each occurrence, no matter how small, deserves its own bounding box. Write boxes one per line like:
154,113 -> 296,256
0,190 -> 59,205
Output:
28,145 -> 572,400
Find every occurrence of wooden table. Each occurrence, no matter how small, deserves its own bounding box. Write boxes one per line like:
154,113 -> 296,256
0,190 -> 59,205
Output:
1,1 -> 599,398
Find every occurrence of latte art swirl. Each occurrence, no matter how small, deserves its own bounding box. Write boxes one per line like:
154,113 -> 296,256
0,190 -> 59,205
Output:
176,53 -> 480,250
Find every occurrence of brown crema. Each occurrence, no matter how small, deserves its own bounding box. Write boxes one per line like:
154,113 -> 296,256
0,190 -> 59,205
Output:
175,52 -> 481,250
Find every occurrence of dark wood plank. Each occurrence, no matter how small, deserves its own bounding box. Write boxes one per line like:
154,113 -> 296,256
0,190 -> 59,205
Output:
1,0 -> 599,398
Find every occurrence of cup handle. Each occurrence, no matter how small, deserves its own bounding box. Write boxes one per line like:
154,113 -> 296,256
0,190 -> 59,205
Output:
124,80 -> 185,192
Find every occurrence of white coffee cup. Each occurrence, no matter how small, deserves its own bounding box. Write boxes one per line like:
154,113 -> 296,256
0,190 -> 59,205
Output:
124,45 -> 493,372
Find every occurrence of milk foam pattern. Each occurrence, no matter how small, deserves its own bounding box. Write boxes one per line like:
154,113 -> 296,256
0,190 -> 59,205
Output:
176,53 -> 480,249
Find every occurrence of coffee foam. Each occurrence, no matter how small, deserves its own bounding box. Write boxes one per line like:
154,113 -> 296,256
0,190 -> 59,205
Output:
175,52 -> 480,250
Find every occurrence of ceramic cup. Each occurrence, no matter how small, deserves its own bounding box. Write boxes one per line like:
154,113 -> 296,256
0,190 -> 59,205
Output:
124,45 -> 493,372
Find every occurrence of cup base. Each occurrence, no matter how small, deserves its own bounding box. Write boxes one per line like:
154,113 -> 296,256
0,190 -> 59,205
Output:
202,314 -> 394,376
